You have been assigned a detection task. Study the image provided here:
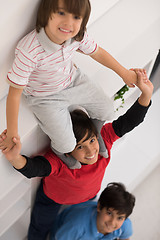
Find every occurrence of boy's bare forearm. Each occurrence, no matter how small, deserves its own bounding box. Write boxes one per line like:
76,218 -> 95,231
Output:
91,47 -> 137,87
6,86 -> 23,136
91,47 -> 128,78
9,155 -> 27,170
138,93 -> 152,107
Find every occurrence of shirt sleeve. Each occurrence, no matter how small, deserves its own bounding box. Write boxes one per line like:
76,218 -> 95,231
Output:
119,218 -> 133,239
7,47 -> 36,88
78,32 -> 98,55
14,155 -> 52,178
112,99 -> 152,137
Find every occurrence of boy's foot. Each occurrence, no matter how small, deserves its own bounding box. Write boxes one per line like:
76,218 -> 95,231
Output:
51,147 -> 81,169
91,119 -> 108,158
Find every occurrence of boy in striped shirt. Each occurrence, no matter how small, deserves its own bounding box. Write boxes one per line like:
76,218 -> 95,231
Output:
1,0 -> 140,168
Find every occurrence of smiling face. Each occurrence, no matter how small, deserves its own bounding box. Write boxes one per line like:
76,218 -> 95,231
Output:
70,132 -> 99,165
45,0 -> 83,44
96,205 -> 126,235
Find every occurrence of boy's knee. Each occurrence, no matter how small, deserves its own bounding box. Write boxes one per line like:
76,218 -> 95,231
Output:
51,137 -> 76,153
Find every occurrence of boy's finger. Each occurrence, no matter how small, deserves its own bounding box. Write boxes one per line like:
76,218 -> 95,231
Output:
3,129 -> 7,134
127,83 -> 135,88
0,129 -> 7,138
12,136 -> 20,143
2,147 -> 10,153
1,134 -> 7,140
137,71 -> 142,80
0,144 -> 6,149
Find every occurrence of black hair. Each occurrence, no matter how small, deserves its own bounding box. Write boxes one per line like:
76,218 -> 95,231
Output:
70,109 -> 98,144
98,182 -> 135,218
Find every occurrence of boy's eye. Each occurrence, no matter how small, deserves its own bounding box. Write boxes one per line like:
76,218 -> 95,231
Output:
118,216 -> 125,221
106,211 -> 112,216
74,15 -> 81,20
90,138 -> 95,143
57,11 -> 65,16
77,145 -> 83,150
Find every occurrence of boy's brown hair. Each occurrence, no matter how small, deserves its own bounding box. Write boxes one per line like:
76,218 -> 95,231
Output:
36,0 -> 91,41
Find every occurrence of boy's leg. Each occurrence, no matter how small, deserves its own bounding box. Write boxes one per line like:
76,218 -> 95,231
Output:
64,69 -> 114,157
65,69 -> 115,121
90,119 -> 108,158
51,147 -> 81,169
28,181 -> 61,240
24,94 -> 80,169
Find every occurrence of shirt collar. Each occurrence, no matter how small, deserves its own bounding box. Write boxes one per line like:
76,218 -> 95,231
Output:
37,28 -> 72,53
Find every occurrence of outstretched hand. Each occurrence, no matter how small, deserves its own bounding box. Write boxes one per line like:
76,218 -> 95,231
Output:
133,69 -> 154,106
134,69 -> 153,95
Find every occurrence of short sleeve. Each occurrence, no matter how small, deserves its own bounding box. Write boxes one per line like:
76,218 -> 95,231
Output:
101,123 -> 120,150
119,218 -> 133,239
78,32 -> 98,55
7,48 -> 36,87
44,149 -> 63,176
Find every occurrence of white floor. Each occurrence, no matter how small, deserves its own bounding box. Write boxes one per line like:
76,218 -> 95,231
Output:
130,162 -> 160,240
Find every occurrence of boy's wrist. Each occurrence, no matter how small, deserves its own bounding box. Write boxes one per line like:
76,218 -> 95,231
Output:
138,94 -> 151,107
6,132 -> 18,141
10,155 -> 27,169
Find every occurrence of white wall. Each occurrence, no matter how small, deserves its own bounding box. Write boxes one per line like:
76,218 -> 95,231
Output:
0,0 -> 40,100
0,0 -> 160,239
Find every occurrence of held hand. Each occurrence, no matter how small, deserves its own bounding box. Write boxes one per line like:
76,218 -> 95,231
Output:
1,131 -> 26,169
135,70 -> 154,97
0,133 -> 22,162
134,70 -> 154,106
123,70 -> 137,87
0,131 -> 17,153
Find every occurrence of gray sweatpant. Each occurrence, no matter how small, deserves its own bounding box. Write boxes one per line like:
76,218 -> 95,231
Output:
24,68 -> 114,153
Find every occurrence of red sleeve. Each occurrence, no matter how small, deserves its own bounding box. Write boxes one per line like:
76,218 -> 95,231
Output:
44,149 -> 65,176
101,123 -> 120,151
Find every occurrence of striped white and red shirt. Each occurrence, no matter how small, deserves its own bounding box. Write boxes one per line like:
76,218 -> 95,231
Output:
7,28 -> 98,96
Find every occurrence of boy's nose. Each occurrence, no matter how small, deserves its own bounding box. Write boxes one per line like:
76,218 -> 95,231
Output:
64,15 -> 73,26
86,146 -> 93,156
109,217 -> 117,228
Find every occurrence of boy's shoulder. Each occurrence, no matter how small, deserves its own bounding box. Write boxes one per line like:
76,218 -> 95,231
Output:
59,201 -> 97,228
101,123 -> 120,147
61,201 -> 97,218
119,218 -> 133,238
16,29 -> 42,57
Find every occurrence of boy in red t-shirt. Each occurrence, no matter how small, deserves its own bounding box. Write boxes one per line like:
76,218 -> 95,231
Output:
0,71 -> 153,240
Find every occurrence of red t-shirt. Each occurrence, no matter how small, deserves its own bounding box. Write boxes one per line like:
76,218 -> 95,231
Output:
43,123 -> 119,204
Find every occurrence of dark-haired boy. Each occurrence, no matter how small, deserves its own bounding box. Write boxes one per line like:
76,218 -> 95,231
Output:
0,71 -> 153,240
50,182 -> 135,240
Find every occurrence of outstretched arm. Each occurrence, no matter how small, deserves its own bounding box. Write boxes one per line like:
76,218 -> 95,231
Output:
112,70 -> 153,137
0,131 -> 51,178
91,47 -> 147,87
0,86 -> 23,152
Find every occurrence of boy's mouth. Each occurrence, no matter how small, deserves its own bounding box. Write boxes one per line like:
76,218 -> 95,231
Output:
85,152 -> 97,161
59,27 -> 71,33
